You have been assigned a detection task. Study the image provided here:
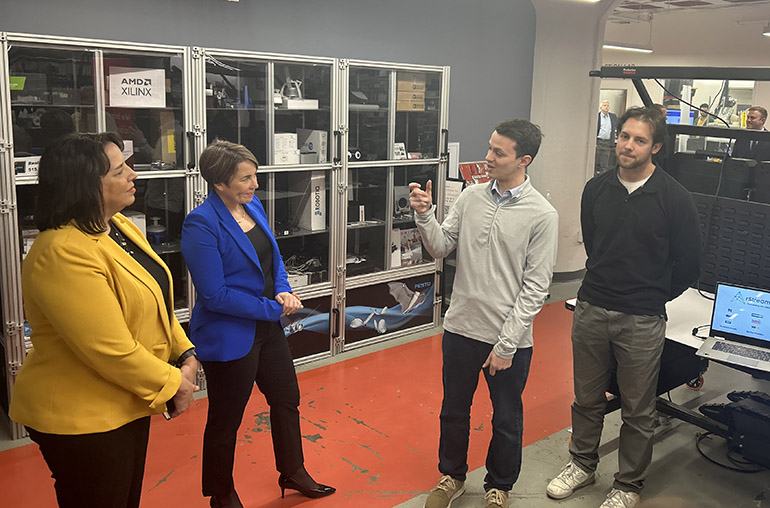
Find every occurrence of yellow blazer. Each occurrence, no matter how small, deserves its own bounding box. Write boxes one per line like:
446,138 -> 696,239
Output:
10,213 -> 194,434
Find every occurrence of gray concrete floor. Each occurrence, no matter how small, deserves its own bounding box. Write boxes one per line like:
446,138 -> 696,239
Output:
394,360 -> 770,508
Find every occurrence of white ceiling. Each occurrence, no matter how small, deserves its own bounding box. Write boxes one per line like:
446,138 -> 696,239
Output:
610,0 -> 770,23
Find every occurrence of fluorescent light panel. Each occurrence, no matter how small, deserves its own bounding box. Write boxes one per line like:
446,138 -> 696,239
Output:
602,42 -> 653,53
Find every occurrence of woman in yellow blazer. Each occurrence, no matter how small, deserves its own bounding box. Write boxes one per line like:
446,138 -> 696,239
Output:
9,132 -> 198,508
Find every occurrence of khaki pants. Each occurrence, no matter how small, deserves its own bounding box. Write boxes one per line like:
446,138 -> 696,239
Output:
568,300 -> 665,493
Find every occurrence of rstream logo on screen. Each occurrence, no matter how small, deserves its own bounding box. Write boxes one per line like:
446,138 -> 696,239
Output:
711,284 -> 770,344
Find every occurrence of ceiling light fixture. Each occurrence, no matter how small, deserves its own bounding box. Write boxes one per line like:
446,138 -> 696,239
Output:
602,42 -> 653,53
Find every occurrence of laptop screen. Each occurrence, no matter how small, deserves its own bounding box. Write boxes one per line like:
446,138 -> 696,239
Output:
710,282 -> 770,349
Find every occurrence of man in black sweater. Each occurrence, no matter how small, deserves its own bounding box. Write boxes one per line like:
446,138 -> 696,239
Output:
547,107 -> 701,508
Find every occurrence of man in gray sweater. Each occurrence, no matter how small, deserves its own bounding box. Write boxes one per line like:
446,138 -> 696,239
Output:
410,119 -> 559,508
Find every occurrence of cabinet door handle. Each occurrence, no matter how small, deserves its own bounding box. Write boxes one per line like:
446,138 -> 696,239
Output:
333,130 -> 342,164
186,131 -> 197,170
435,269 -> 443,297
331,308 -> 340,338
441,128 -> 449,158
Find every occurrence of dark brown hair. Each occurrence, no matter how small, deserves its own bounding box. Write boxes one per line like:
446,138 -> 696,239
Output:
618,106 -> 668,147
35,132 -> 124,234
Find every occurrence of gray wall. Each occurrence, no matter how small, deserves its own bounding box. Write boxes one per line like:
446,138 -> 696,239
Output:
1,0 -> 536,161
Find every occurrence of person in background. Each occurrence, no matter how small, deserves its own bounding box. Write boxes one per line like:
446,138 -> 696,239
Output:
39,108 -> 75,148
595,100 -> 619,176
10,132 -> 198,508
695,103 -> 711,126
546,107 -> 701,508
731,106 -> 770,161
410,119 -> 558,508
181,140 -> 335,508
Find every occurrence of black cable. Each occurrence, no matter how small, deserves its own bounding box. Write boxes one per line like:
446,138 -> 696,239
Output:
654,78 -> 730,127
695,432 -> 764,473
691,324 -> 710,340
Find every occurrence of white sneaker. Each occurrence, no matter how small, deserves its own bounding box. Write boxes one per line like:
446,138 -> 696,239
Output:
599,488 -> 640,508
546,461 -> 596,499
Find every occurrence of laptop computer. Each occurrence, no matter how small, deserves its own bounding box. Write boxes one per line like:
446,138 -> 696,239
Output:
696,282 -> 770,372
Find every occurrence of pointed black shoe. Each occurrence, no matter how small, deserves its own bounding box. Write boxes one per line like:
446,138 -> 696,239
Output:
209,489 -> 244,508
278,473 -> 336,499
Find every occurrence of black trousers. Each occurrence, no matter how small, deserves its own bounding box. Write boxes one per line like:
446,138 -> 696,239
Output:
201,320 -> 303,497
27,416 -> 151,508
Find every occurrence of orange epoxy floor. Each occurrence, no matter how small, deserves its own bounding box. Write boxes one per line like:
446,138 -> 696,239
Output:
0,301 -> 575,507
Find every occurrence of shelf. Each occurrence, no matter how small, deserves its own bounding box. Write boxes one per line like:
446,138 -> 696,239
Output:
274,227 -> 329,239
151,241 -> 181,255
393,216 -> 415,225
207,106 -> 267,112
347,219 -> 386,230
349,104 -> 383,112
13,102 -> 94,108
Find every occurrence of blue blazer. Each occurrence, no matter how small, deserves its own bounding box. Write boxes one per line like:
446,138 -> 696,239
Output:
181,192 -> 292,361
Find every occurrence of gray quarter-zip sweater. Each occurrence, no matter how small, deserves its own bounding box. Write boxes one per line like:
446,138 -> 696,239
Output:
414,177 -> 558,358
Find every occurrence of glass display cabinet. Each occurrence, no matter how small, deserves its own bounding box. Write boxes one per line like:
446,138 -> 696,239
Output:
0,34 -> 450,438
0,33 -> 194,438
336,61 -> 450,355
194,49 -> 338,361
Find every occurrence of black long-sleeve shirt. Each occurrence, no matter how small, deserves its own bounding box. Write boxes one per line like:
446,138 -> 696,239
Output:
577,166 -> 701,316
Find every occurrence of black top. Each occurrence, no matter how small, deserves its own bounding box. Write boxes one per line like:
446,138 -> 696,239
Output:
578,166 -> 701,316
108,222 -> 171,314
245,224 -> 274,298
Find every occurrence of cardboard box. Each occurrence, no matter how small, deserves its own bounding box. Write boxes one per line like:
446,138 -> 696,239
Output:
289,170 -> 326,231
396,100 -> 425,111
297,129 -> 328,163
275,149 -> 300,165
397,80 -> 426,92
275,133 -> 297,151
397,91 -> 425,102
398,71 -> 426,84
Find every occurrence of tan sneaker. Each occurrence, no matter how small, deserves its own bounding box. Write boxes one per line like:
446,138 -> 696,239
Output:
546,461 -> 595,499
599,488 -> 640,508
484,488 -> 509,508
424,475 -> 466,508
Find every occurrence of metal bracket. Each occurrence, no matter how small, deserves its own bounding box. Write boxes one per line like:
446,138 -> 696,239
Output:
191,47 -> 204,60
337,182 -> 348,194
0,200 -> 15,214
8,360 -> 21,377
338,59 -> 349,70
337,125 -> 348,135
194,190 -> 206,205
0,140 -> 11,153
336,265 -> 346,277
0,33 -> 8,43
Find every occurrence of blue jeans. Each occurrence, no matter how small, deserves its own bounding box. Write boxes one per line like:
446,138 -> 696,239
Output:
438,331 -> 533,492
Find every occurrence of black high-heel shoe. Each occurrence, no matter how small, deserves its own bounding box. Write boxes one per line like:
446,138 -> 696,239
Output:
278,473 -> 336,499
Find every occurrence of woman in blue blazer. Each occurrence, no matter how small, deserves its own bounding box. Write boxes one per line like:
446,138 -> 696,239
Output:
181,140 -> 335,508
